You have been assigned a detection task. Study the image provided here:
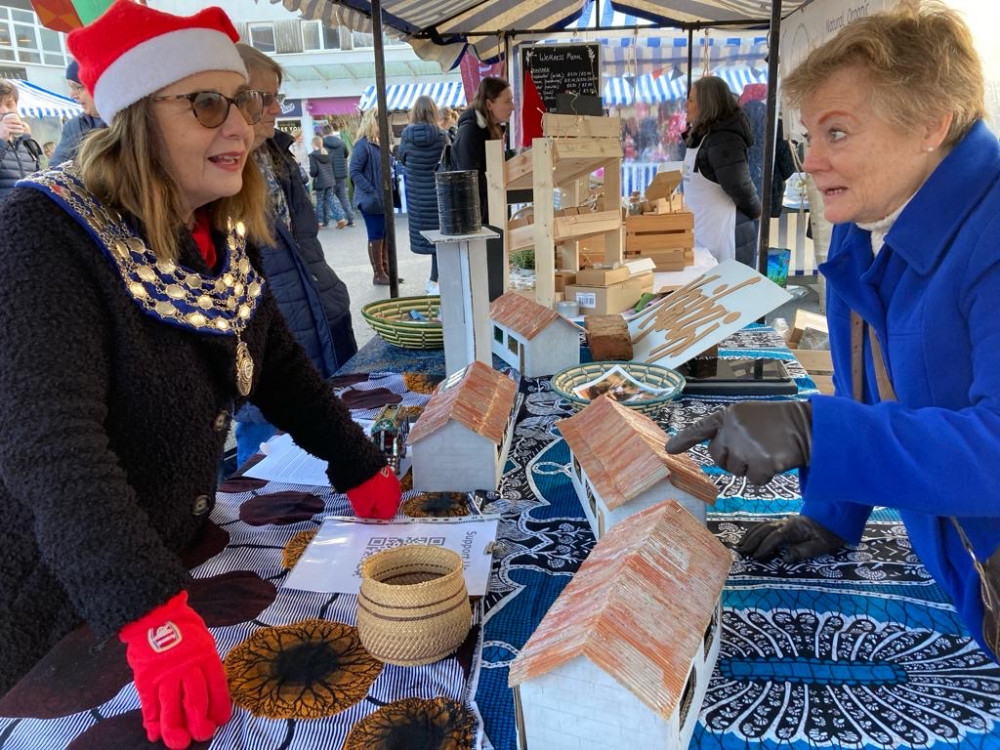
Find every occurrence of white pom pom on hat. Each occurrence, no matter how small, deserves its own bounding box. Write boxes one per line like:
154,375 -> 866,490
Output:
67,0 -> 247,124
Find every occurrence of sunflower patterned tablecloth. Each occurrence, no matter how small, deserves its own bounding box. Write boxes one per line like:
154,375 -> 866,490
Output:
0,372 -> 484,750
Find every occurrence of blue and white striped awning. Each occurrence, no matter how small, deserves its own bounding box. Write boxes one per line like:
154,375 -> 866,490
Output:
11,79 -> 82,119
359,81 -> 466,112
276,0 -> 807,69
603,67 -> 767,106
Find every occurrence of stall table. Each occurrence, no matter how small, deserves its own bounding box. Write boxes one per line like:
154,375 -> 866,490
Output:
2,326 -> 999,750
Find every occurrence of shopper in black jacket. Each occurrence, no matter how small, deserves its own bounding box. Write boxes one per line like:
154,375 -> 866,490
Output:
322,123 -> 355,224
0,81 -> 41,201
309,135 -> 346,228
682,76 -> 762,266
452,77 -> 514,224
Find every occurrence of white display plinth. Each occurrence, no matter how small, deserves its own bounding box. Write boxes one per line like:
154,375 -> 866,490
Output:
421,228 -> 499,377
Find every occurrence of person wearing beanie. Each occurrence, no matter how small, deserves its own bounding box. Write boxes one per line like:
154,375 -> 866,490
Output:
48,59 -> 106,166
0,2 -> 400,748
0,80 -> 42,201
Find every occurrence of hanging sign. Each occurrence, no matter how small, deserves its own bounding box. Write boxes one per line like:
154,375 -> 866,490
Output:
520,42 -> 601,113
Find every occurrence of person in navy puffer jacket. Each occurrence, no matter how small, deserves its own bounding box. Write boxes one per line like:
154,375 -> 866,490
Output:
398,95 -> 446,294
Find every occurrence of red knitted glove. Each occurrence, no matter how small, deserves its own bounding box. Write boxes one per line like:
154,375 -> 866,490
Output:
119,591 -> 232,749
346,466 -> 402,519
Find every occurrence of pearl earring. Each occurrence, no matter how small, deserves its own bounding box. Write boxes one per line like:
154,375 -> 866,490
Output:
925,146 -> 935,153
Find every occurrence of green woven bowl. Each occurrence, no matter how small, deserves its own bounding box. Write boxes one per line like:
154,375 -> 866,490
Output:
362,295 -> 444,350
551,360 -> 685,416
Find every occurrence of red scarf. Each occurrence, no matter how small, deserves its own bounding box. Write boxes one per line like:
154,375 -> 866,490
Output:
190,209 -> 217,270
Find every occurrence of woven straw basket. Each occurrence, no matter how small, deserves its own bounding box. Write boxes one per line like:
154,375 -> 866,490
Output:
356,545 -> 471,667
550,361 -> 686,416
361,295 -> 443,349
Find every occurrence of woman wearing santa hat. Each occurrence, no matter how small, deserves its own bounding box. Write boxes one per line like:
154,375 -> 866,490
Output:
0,3 -> 400,748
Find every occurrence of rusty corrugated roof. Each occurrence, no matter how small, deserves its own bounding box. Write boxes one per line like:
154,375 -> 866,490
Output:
490,291 -> 583,341
508,500 -> 732,719
557,395 -> 717,509
408,361 -> 518,445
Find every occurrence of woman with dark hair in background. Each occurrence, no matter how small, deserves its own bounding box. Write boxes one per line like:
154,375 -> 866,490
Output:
682,75 -> 761,266
452,76 -> 514,224
350,106 -> 402,286
398,94 -> 446,294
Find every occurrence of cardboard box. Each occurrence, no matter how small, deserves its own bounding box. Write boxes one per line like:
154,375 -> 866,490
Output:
554,270 -> 576,293
565,277 -> 642,316
632,271 -> 654,293
644,170 -> 682,203
575,265 -> 630,287
623,257 -> 656,277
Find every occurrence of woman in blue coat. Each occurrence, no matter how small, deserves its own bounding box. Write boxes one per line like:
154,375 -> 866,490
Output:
398,95 -> 446,294
668,1 -> 1000,660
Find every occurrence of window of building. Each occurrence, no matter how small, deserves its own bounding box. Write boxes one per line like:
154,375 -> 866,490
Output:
248,23 -> 276,53
506,334 -> 519,356
302,20 -> 341,51
0,3 -> 68,67
493,325 -> 504,344
678,668 -> 698,731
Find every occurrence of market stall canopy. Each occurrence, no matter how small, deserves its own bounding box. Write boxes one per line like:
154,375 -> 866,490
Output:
10,79 -> 82,119
271,0 -> 809,68
359,80 -> 466,111
603,65 -> 766,105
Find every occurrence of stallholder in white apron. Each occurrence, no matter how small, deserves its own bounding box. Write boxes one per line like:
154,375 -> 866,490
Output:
683,141 -> 736,263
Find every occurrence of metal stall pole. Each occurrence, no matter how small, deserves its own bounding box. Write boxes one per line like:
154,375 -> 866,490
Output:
686,28 -> 693,95
756,0 -> 783,279
371,0 -> 400,297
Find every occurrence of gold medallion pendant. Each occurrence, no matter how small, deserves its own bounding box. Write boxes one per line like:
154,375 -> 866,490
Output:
236,338 -> 254,396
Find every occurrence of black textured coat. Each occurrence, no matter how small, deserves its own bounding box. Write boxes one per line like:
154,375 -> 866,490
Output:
0,186 -> 386,694
398,122 -> 446,256
687,111 -> 762,265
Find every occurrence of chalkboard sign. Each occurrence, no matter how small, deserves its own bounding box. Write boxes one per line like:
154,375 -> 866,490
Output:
521,43 -> 601,113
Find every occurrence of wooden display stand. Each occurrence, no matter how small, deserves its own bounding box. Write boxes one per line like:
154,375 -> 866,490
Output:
421,228 -> 499,377
486,113 -> 624,309
625,212 -> 695,270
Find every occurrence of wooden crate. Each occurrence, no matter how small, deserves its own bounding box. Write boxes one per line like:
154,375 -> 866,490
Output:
625,212 -> 694,271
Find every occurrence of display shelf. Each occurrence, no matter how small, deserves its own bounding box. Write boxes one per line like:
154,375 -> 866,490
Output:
486,113 -> 624,308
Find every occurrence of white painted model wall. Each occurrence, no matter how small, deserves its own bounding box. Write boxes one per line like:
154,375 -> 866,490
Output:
518,655 -> 677,749
522,324 -> 581,378
571,463 -> 708,540
411,422 -> 499,492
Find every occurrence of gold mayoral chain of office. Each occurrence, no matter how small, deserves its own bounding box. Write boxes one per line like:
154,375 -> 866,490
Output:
21,165 -> 265,396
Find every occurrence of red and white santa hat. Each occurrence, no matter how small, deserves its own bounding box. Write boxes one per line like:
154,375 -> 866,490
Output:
67,1 -> 247,124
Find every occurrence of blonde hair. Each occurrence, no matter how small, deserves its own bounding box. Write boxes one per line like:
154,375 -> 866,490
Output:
77,97 -> 272,262
410,95 -> 438,125
236,43 -> 283,86
784,0 -> 983,148
357,107 -> 381,143
311,135 -> 323,150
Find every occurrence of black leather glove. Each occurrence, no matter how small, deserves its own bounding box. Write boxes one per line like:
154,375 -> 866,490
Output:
665,401 -> 813,485
738,515 -> 845,562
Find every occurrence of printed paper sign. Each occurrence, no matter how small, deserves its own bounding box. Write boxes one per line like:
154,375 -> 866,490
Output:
628,259 -> 791,367
283,516 -> 499,596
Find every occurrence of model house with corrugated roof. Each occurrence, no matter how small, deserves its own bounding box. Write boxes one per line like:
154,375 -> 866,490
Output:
489,292 -> 583,377
408,361 -> 518,492
508,500 -> 732,750
557,395 -> 717,538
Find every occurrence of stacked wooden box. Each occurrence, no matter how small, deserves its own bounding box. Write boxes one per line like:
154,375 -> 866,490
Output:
625,211 -> 694,271
624,171 -> 695,271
